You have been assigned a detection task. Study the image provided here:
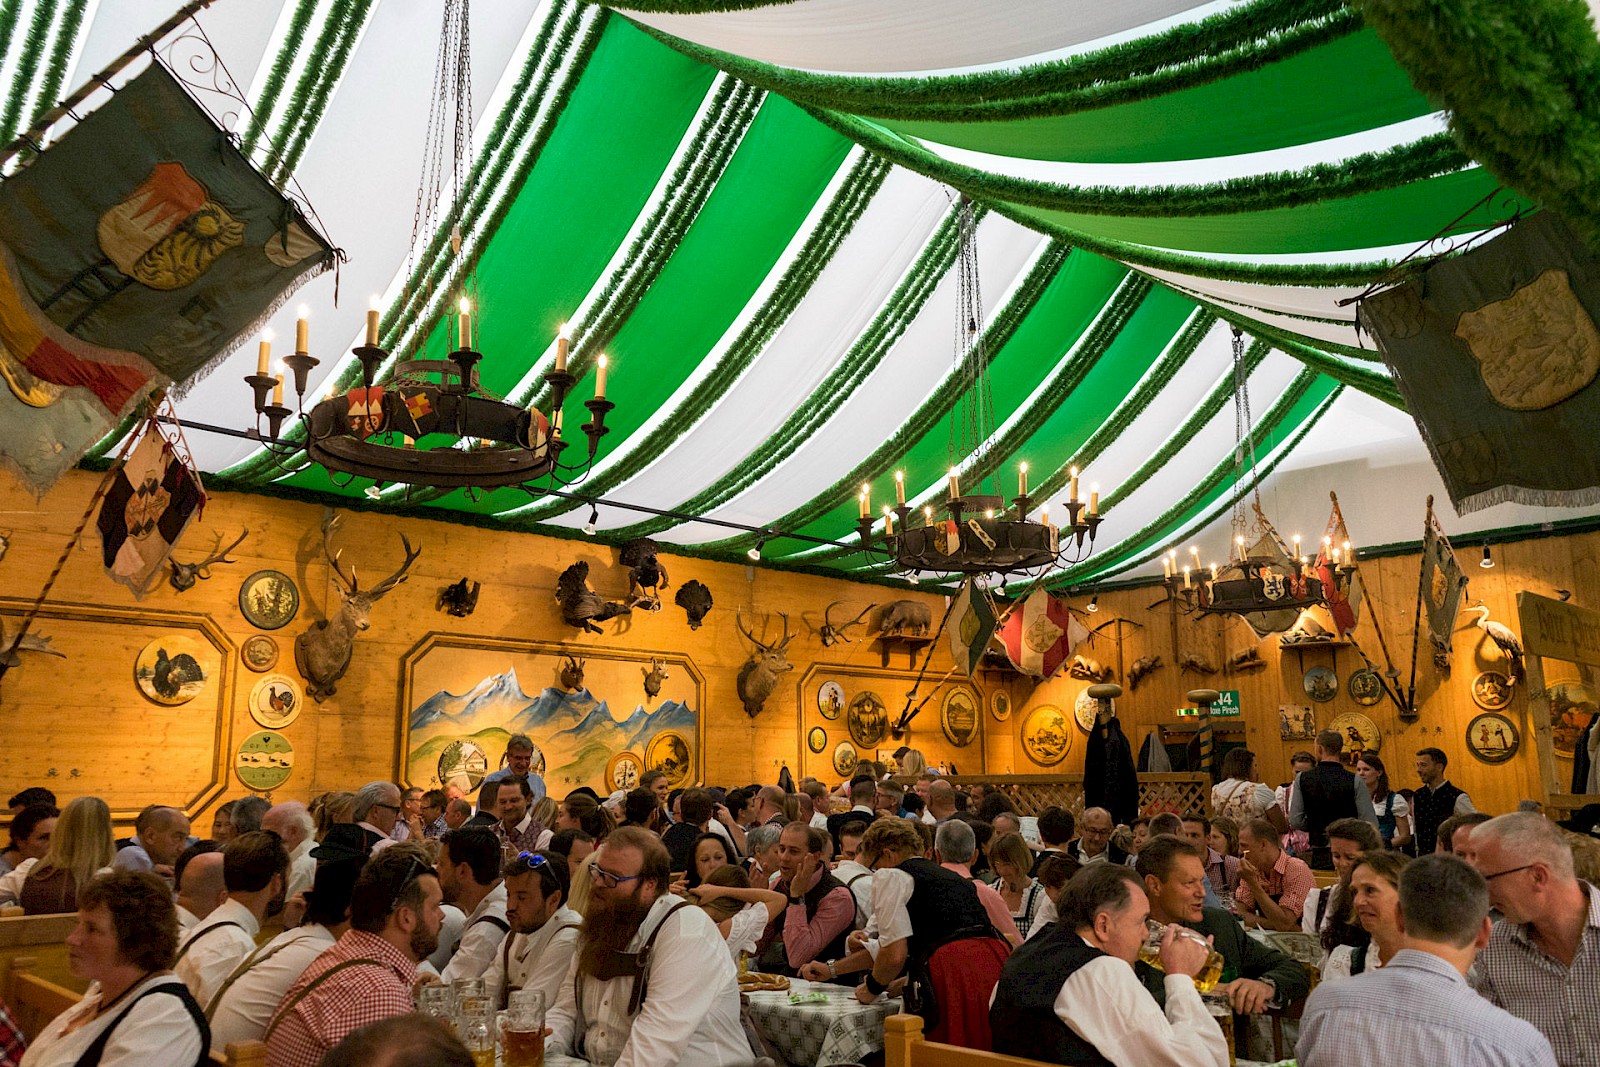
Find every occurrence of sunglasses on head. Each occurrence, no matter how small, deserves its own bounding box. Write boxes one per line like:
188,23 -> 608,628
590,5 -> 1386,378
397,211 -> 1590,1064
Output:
515,851 -> 560,893
387,855 -> 435,914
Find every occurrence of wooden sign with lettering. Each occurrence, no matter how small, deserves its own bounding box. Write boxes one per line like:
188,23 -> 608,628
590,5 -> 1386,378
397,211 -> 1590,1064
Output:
1518,591 -> 1600,666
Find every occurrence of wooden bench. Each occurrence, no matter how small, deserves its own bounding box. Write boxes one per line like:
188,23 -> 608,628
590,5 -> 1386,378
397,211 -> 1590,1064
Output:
2,957 -> 266,1067
884,1014 -> 1052,1067
0,912 -> 81,995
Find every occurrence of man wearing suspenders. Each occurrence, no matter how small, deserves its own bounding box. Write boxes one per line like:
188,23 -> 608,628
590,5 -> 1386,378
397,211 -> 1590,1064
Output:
175,831 -> 289,1006
426,826 -> 509,983
483,850 -> 582,1010
546,827 -> 748,1067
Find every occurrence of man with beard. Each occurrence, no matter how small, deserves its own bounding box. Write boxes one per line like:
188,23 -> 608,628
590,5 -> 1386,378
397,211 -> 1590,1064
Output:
430,827 -> 509,983
484,850 -> 582,1009
177,830 -> 289,1005
546,827 -> 747,1067
265,844 -> 445,1067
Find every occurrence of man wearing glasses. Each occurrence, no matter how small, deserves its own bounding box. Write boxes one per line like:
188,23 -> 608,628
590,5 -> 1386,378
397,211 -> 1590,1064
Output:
266,845 -> 446,1067
351,781 -> 406,854
1470,812 -> 1599,1067
484,850 -> 582,1010
547,826 -> 748,1067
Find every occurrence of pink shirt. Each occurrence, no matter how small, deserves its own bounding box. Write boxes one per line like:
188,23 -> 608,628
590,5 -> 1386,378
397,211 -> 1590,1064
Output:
764,869 -> 857,969
941,862 -> 1022,943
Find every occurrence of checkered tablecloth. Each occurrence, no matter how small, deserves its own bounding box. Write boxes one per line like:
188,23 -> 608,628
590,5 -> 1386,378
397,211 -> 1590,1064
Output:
742,978 -> 900,1066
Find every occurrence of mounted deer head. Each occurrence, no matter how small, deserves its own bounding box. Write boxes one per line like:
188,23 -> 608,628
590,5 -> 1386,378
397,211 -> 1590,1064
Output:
294,511 -> 421,702
736,608 -> 795,718
168,528 -> 249,592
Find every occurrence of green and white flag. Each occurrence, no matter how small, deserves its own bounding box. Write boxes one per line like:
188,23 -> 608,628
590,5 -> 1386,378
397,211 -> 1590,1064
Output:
948,579 -> 996,678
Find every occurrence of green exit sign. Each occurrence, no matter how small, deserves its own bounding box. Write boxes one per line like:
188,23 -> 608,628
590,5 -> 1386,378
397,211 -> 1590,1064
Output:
1176,690 -> 1240,717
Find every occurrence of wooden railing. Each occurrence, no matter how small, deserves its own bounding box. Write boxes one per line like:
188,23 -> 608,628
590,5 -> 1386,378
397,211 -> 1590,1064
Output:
905,773 -> 1213,818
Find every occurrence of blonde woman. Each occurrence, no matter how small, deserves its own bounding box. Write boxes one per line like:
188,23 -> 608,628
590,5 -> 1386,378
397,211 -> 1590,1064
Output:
898,748 -> 929,778
0,796 -> 116,913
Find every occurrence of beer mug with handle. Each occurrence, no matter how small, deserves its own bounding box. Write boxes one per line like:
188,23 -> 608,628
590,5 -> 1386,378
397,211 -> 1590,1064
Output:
500,989 -> 546,1067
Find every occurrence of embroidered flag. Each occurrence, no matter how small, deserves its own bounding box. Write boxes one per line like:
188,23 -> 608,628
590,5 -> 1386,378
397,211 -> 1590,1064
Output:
0,63 -> 333,494
1360,211 -> 1600,513
96,423 -> 205,597
1421,504 -> 1469,656
947,579 -> 996,678
999,588 -> 1087,679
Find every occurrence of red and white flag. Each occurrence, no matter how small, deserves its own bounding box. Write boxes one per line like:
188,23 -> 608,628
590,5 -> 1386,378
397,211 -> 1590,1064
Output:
999,588 -> 1088,679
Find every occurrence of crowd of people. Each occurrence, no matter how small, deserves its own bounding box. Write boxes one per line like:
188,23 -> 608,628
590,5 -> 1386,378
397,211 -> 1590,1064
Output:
0,727 -> 1596,1067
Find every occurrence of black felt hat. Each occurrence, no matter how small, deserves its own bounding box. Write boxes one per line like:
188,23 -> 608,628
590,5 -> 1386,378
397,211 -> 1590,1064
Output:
310,822 -> 378,864
1558,803 -> 1600,839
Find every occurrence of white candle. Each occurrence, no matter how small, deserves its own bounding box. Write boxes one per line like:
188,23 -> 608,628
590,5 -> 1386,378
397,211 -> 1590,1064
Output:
458,297 -> 472,351
883,506 -> 894,537
860,483 -> 871,519
257,339 -> 270,376
1162,554 -> 1173,579
595,355 -> 609,398
1018,462 -> 1028,498
556,323 -> 570,373
1088,485 -> 1099,516
1182,566 -> 1191,589
1069,467 -> 1080,504
947,468 -> 960,500
272,373 -> 284,406
894,470 -> 905,504
366,295 -> 380,346
552,409 -> 563,437
294,311 -> 308,356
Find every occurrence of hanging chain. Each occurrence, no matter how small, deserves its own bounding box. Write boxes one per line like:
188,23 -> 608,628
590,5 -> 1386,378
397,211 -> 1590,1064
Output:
403,0 -> 474,319
948,195 -> 992,489
1229,325 -> 1260,553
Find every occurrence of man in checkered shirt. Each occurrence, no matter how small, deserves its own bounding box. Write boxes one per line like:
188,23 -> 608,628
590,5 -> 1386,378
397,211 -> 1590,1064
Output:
1470,812 -> 1600,1067
1298,853 -> 1557,1066
265,845 -> 445,1067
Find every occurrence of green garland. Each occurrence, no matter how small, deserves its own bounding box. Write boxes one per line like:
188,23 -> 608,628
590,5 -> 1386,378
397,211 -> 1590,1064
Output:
504,150 -> 891,523
604,204 -> 971,541
243,0 -> 319,154
626,0 -> 1355,121
271,0 -> 375,187
0,0 -> 58,145
809,106 -> 1469,218
0,1 -> 23,104
1353,0 -> 1600,245
588,0 -> 800,11
701,239 -> 1073,553
1221,314 -> 1402,406
23,0 -> 87,138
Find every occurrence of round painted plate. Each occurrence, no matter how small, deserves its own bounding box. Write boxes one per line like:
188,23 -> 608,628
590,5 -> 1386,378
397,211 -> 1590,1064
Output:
941,686 -> 979,748
1303,665 -> 1338,703
235,730 -> 293,791
238,569 -> 299,630
1074,687 -> 1109,733
1471,670 -> 1513,711
1347,668 -> 1383,707
817,681 -> 844,720
1328,711 -> 1380,756
438,739 -> 490,793
847,691 -> 890,748
1467,712 -> 1520,764
241,634 -> 279,673
248,673 -> 303,730
134,634 -> 210,706
990,690 -> 1011,722
807,726 -> 827,754
646,730 -> 693,788
832,740 -> 859,777
606,750 -> 644,792
1021,704 -> 1072,767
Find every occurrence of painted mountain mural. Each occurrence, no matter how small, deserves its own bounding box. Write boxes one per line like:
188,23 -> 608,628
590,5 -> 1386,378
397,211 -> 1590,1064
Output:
406,663 -> 698,794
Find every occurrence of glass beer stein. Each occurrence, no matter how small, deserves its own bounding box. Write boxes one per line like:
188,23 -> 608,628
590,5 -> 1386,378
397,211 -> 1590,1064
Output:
1139,920 -> 1225,993
457,998 -> 496,1067
500,990 -> 547,1067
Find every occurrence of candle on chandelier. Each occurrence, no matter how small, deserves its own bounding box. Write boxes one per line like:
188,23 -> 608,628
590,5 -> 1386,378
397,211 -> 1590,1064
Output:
1018,462 -> 1028,498
1343,539 -> 1354,561
1162,553 -> 1173,579
1088,484 -> 1099,517
859,490 -> 869,520
1210,562 -> 1219,581
1040,505 -> 1050,528
883,506 -> 895,537
894,470 -> 905,505
923,505 -> 933,522
1189,546 -> 1200,568
1323,535 -> 1333,558
1069,467 -> 1080,504
458,298 -> 472,351
556,322 -> 570,373
1292,533 -> 1302,553
1182,565 -> 1191,590
366,295 -> 380,347
947,468 -> 960,500
256,338 -> 270,376
272,369 -> 284,406
552,408 -> 563,438
595,354 -> 609,398
1332,546 -> 1342,565
295,306 -> 309,355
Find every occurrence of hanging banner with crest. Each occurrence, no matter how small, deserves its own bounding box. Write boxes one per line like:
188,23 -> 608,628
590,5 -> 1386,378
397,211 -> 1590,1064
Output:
0,61 -> 335,495
1359,211 -> 1600,514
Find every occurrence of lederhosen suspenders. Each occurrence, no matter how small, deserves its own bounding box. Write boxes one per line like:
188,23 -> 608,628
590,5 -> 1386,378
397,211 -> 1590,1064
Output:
72,982 -> 210,1067
262,958 -> 387,1041
574,901 -> 693,1059
845,871 -> 872,928
173,921 -> 243,964
204,928 -> 325,1020
498,921 -> 581,1010
452,912 -> 511,957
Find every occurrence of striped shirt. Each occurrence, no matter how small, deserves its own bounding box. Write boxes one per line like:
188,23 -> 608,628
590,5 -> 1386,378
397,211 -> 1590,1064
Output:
1473,883 -> 1600,1067
1299,949 -> 1557,1067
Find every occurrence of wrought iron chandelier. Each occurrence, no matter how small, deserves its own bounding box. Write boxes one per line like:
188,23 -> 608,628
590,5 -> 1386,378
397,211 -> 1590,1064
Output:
244,0 -> 612,497
855,197 -> 1101,578
1159,327 -> 1353,630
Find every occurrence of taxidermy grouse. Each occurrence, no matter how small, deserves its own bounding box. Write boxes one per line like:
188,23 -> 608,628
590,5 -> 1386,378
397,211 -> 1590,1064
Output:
556,561 -> 631,634
152,647 -> 203,699
619,537 -> 669,608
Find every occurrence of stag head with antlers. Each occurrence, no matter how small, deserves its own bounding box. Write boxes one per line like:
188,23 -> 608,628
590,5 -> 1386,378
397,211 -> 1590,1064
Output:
168,529 -> 249,592
736,608 -> 795,718
294,511 -> 421,702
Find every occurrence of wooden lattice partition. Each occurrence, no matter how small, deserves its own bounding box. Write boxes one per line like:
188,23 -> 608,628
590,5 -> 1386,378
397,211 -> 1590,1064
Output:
903,773 -> 1213,819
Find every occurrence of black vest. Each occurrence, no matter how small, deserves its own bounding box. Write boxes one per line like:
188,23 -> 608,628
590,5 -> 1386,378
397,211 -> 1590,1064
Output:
756,869 -> 854,976
1298,761 -> 1359,847
1412,781 -> 1464,855
900,857 -> 990,959
989,925 -> 1114,1067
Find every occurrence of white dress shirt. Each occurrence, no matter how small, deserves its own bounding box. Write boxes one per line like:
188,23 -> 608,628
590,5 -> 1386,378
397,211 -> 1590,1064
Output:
809,811 -> 829,831
284,838 -> 316,902
111,837 -> 154,874
1050,939 -> 1228,1067
831,861 -> 874,930
206,923 -> 337,1047
725,905 -> 767,962
175,898 -> 260,1006
868,867 -> 917,947
547,895 -> 748,1067
483,905 -> 583,1010
440,882 -> 509,983
0,857 -> 34,904
1025,896 -> 1058,941
176,905 -> 200,936
20,973 -> 204,1067
427,904 -> 468,971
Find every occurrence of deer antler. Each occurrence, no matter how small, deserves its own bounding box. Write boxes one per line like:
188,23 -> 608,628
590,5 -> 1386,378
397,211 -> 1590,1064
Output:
735,607 -> 769,651
824,601 -> 843,630
321,512 -> 359,593
195,528 -> 248,568
776,611 -> 794,650
365,533 -> 422,600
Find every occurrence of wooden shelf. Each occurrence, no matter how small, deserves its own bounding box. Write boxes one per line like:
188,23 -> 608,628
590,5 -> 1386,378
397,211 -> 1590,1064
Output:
870,632 -> 935,669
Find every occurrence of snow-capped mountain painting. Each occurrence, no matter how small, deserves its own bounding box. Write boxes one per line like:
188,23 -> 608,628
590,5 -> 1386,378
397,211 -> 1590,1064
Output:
405,656 -> 700,795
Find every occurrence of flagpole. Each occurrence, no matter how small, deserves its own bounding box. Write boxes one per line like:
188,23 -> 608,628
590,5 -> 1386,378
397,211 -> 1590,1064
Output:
1405,496 -> 1433,717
